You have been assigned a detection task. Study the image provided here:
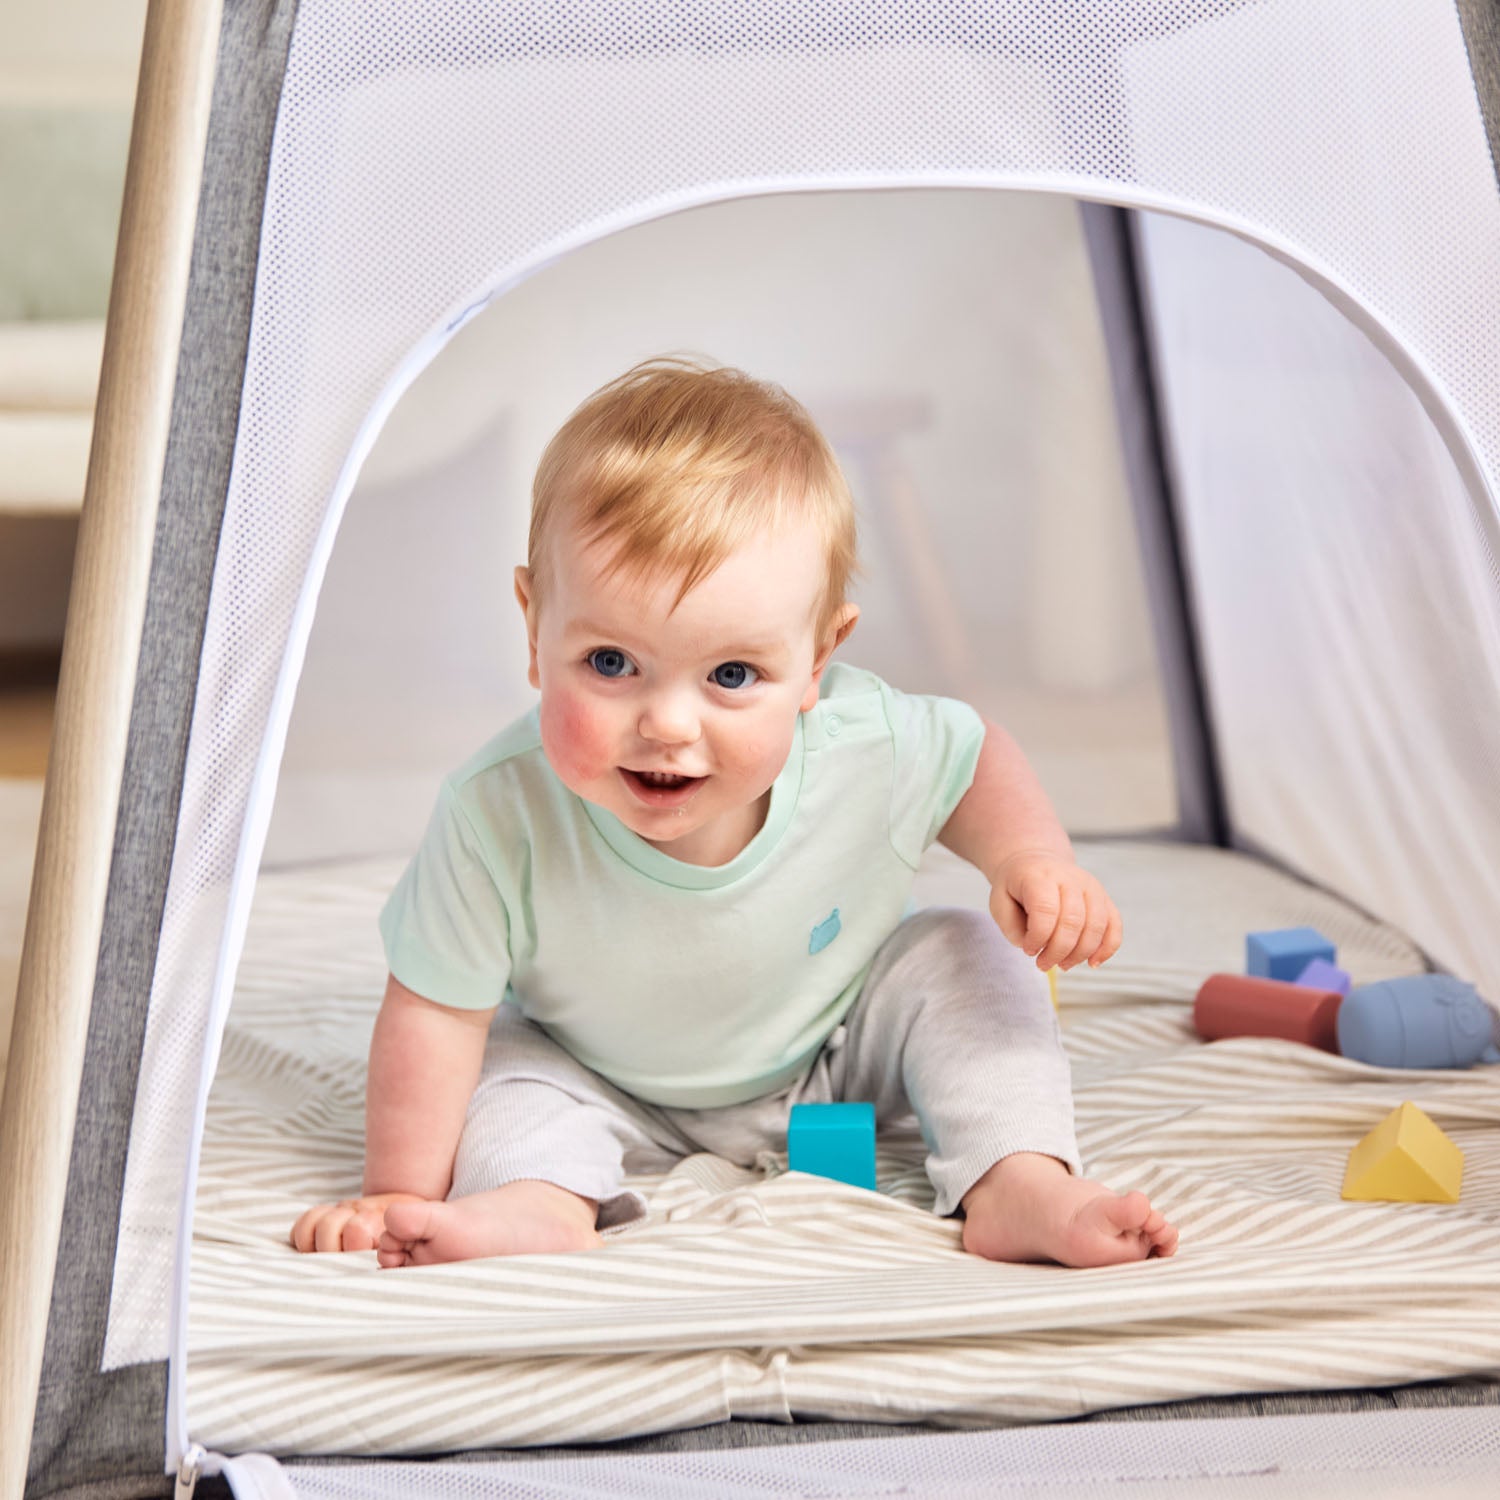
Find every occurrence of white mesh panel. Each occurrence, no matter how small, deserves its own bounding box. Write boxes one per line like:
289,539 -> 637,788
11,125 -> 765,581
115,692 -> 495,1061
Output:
1138,211 -> 1500,1000
104,0 -> 1500,1404
259,1408 -> 1500,1499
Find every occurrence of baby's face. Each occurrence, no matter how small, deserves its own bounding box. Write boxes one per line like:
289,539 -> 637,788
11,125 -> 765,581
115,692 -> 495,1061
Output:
518,515 -> 847,867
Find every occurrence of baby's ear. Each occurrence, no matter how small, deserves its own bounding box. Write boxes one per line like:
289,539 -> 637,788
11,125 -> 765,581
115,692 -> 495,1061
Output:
802,603 -> 859,710
514,566 -> 541,689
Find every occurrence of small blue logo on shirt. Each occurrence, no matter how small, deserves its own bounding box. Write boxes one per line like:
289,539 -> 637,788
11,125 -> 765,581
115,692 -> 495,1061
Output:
809,908 -> 841,955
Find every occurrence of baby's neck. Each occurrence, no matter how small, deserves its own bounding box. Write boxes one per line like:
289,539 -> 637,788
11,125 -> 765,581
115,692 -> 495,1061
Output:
644,789 -> 772,867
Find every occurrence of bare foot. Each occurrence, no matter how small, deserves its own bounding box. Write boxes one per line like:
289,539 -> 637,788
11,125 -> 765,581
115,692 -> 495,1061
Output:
378,1179 -> 602,1267
961,1152 -> 1178,1267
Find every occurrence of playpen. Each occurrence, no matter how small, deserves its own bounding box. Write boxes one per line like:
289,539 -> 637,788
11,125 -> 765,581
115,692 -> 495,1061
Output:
5,1 -> 1500,1495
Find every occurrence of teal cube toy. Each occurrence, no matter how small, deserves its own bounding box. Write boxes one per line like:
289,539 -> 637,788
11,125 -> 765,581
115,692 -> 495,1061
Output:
1247,927 -> 1335,982
787,1102 -> 876,1190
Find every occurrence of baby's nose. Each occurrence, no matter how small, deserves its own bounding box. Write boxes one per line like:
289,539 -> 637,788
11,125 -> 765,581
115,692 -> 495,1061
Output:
639,689 -> 699,745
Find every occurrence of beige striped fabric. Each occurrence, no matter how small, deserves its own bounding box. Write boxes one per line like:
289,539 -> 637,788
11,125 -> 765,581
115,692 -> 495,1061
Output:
187,842 -> 1500,1456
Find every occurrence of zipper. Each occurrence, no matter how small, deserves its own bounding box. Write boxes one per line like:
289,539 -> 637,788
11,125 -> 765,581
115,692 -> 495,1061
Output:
174,1443 -> 207,1498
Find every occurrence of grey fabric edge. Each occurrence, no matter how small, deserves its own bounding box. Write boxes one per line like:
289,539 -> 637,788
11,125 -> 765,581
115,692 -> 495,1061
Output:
1077,1377 -> 1500,1423
26,1476 -> 178,1500
267,1379 -> 1500,1474
24,1466 -> 228,1500
1457,0 -> 1500,186
26,2 -> 301,1495
1076,202 -> 1227,847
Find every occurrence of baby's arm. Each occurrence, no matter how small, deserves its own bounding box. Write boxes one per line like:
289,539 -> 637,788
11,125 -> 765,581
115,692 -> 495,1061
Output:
291,973 -> 495,1252
938,718 -> 1122,971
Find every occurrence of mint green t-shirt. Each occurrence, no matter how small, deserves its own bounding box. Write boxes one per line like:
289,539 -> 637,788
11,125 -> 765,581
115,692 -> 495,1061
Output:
379,663 -> 985,1109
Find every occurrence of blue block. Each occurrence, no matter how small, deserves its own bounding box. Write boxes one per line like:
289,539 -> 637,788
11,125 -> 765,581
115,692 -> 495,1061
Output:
787,1102 -> 876,1191
1247,927 -> 1335,982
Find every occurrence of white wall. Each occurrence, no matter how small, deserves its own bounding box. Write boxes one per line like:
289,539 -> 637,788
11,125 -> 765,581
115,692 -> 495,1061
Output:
0,0 -> 146,649
0,1 -> 148,106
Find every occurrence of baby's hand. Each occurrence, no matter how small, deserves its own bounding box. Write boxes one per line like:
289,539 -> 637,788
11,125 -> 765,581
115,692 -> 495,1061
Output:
989,852 -> 1122,971
291,1192 -> 428,1254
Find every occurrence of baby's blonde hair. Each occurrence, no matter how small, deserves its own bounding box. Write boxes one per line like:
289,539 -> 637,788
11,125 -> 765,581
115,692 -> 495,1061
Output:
528,358 -> 858,634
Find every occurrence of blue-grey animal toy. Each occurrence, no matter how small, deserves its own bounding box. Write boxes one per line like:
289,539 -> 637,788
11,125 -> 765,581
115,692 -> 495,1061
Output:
1337,975 -> 1500,1069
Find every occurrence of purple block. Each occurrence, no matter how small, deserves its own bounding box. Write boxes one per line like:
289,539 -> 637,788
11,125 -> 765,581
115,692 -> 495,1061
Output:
1295,957 -> 1351,995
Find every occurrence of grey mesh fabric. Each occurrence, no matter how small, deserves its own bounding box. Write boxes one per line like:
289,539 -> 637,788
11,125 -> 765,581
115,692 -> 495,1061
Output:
26,3 -> 300,1497
1458,1 -> 1500,169
1080,203 -> 1225,843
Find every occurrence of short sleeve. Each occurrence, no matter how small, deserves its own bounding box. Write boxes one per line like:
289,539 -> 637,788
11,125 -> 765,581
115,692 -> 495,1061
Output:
880,681 -> 986,867
378,781 -> 512,1009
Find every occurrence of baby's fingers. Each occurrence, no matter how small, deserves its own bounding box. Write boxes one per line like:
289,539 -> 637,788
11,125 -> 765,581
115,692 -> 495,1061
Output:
1059,891 -> 1115,971
1055,901 -> 1100,971
313,1203 -> 362,1253
1090,904 -> 1124,968
1008,874 -> 1061,960
989,886 -> 1030,949
341,1210 -> 384,1252
292,1199 -> 369,1253
291,1202 -> 334,1253
1033,884 -> 1086,970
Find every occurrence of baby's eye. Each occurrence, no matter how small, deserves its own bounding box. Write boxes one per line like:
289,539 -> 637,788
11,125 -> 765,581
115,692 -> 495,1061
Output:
587,648 -> 636,679
710,661 -> 758,690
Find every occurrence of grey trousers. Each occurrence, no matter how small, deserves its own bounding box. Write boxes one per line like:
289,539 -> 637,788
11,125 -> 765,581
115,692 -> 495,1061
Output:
451,906 -> 1082,1226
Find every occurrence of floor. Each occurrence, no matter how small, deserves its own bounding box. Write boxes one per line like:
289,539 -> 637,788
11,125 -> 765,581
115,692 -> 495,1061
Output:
0,680 -> 52,1092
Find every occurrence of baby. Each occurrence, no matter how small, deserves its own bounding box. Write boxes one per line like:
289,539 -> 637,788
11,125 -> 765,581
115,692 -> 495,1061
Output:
293,358 -> 1178,1269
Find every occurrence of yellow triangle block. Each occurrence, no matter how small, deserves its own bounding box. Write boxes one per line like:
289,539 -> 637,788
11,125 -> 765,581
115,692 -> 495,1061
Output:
1342,1101 -> 1463,1204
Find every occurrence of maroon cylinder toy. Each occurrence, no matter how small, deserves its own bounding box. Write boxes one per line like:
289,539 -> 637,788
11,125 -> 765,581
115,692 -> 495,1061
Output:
1193,973 -> 1344,1052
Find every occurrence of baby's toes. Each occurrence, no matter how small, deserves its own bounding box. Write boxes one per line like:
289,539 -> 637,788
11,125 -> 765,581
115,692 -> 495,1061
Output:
1103,1190 -> 1154,1237
1090,1193 -> 1169,1262
1130,1201 -> 1179,1258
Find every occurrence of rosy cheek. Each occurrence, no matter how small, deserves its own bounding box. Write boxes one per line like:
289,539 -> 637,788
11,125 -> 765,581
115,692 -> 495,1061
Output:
724,721 -> 794,786
538,684 -> 616,785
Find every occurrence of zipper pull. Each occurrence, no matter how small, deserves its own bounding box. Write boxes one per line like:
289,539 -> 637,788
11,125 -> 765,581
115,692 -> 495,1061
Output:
174,1443 -> 207,1499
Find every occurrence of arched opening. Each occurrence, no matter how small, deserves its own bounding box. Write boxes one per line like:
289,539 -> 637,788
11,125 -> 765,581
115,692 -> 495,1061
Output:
265,187 -> 1177,869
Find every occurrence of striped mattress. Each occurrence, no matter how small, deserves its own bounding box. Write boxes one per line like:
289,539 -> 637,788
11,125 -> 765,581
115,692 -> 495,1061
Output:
188,841 -> 1500,1455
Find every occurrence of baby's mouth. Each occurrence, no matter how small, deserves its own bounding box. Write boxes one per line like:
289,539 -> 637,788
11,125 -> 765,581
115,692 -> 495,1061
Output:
620,767 -> 705,806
